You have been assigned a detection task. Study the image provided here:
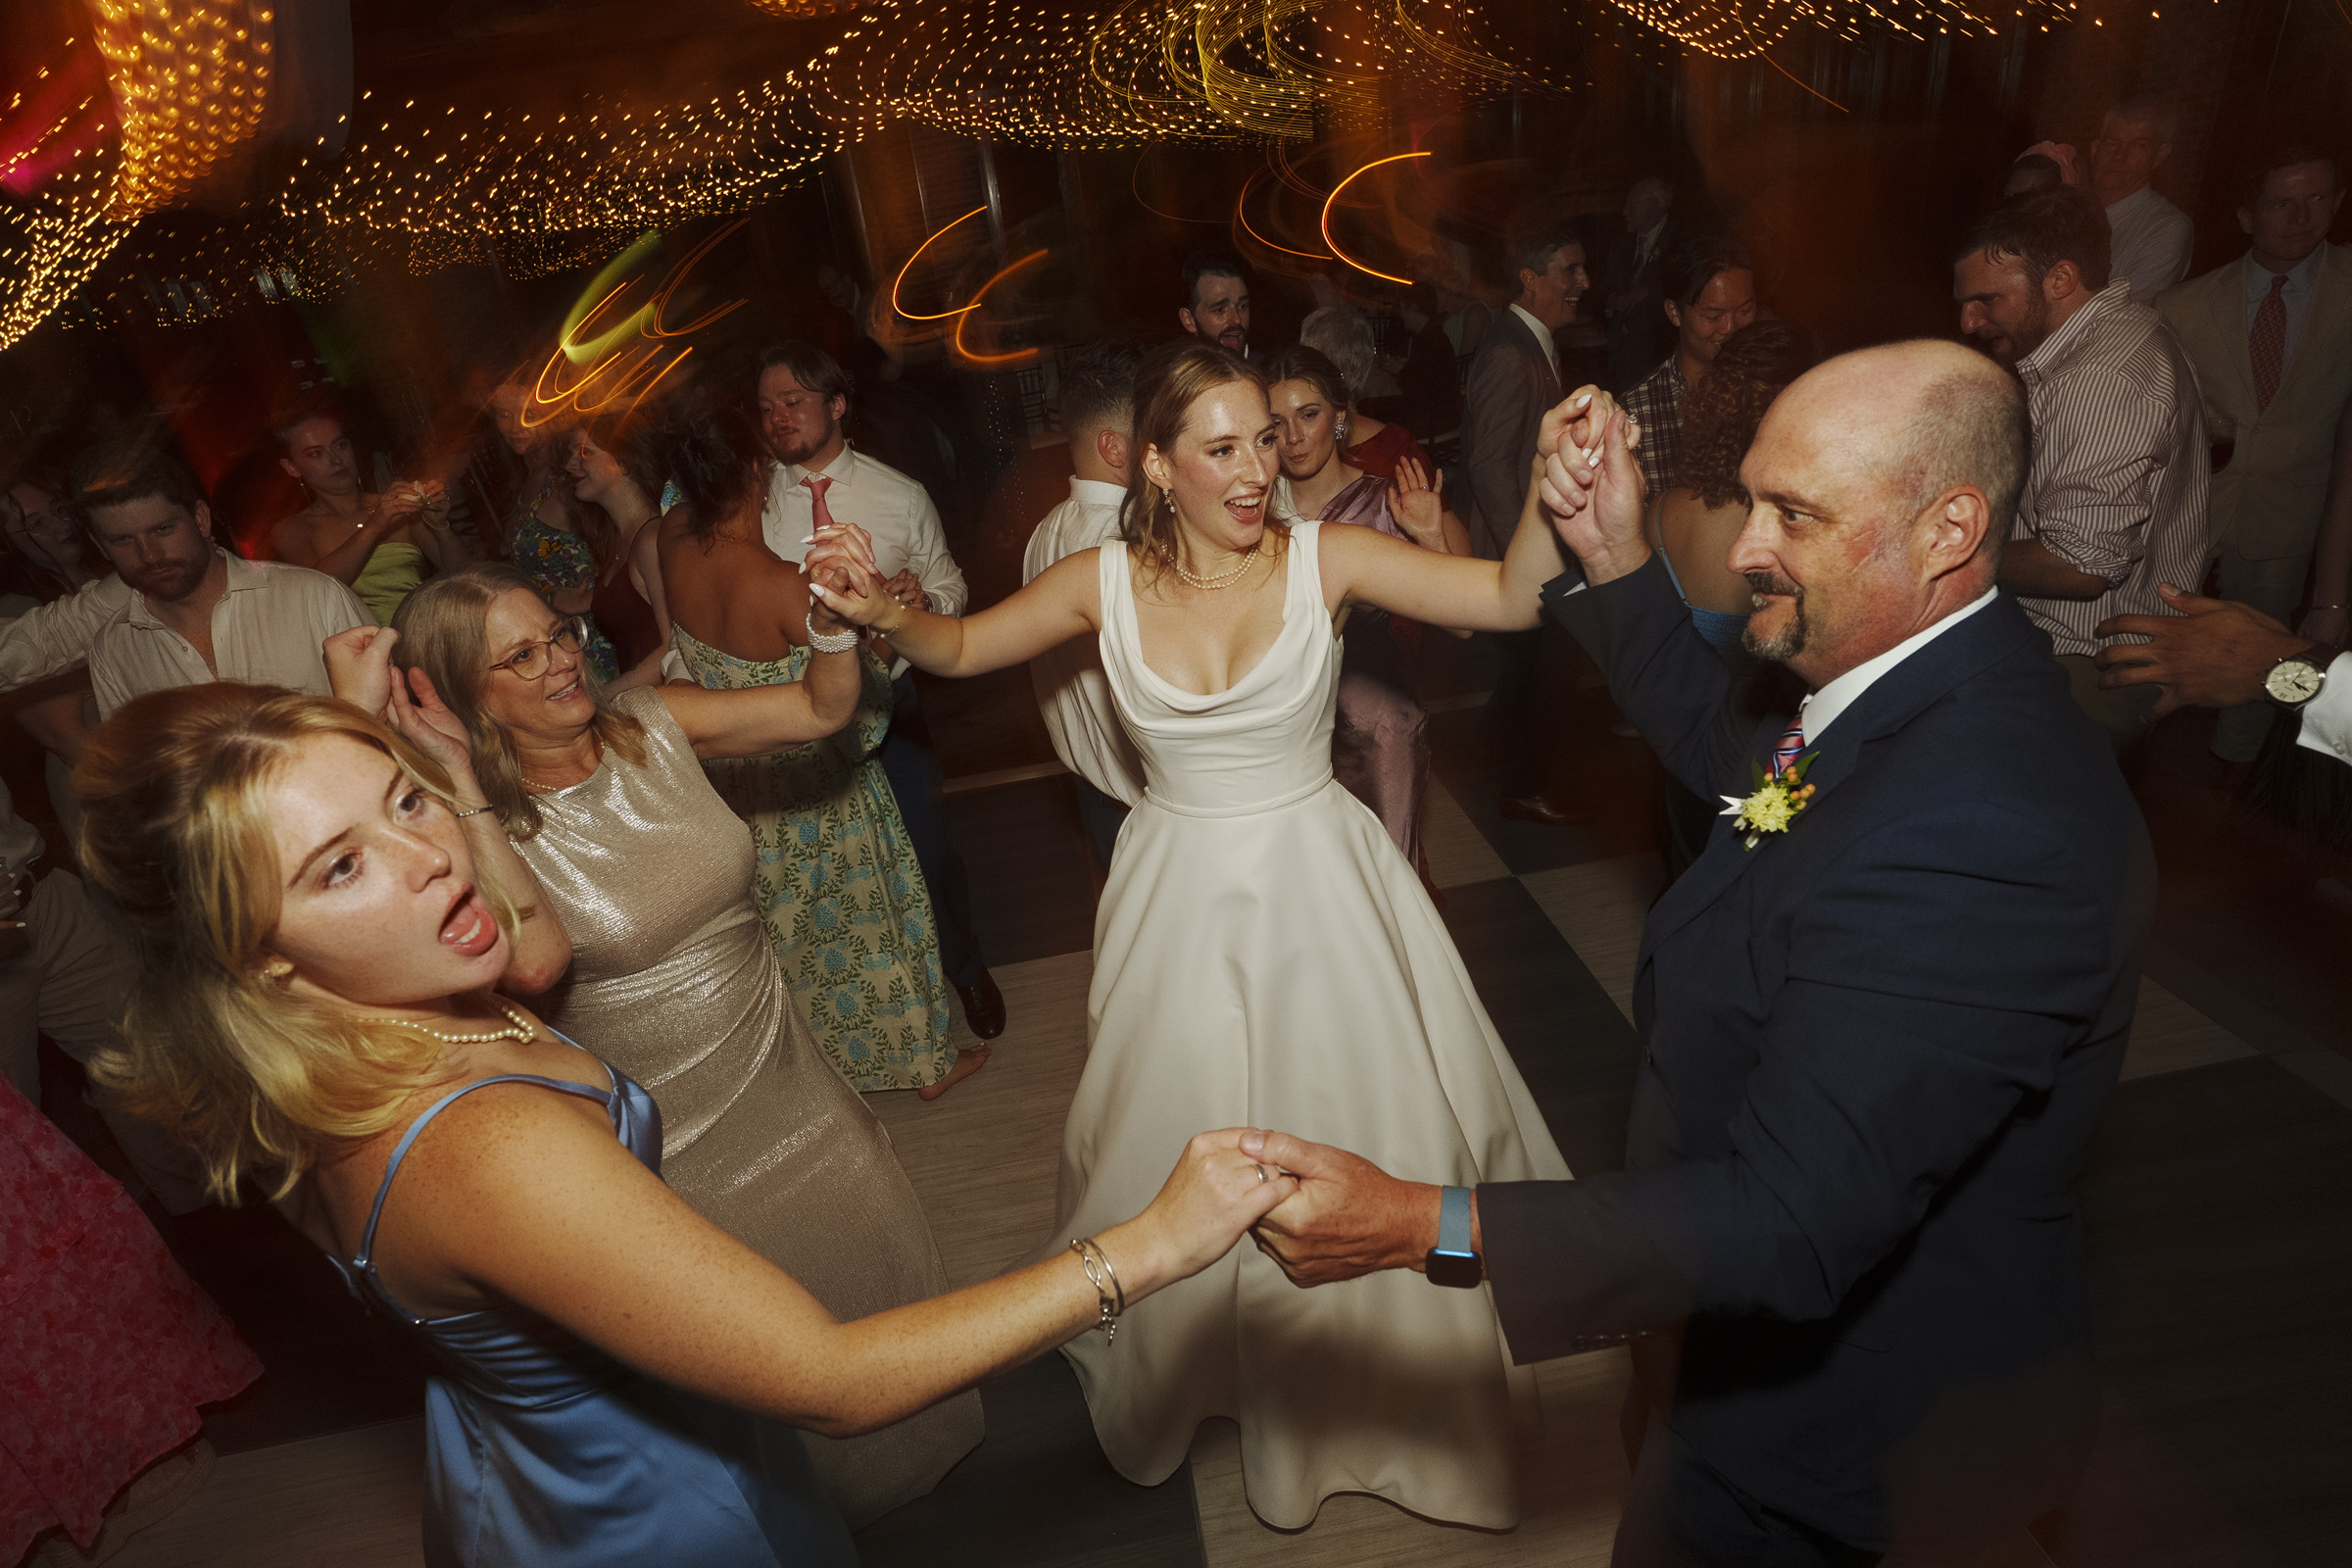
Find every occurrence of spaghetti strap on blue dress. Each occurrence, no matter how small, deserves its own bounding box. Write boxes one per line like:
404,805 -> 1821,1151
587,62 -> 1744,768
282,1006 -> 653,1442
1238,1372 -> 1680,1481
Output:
1654,541 -> 1750,656
327,1062 -> 858,1568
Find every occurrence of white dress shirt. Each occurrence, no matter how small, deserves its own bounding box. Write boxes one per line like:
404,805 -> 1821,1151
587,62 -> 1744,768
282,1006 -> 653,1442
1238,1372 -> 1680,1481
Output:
1021,477 -> 1145,806
2104,184 -> 2194,302
0,553 -> 369,716
1794,586 -> 2002,745
1507,302 -> 1560,376
2297,653 -> 2352,767
760,445 -> 967,681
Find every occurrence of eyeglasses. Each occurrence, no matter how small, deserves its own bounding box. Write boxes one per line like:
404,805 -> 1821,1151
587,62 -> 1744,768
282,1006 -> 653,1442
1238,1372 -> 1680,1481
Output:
488,616 -> 588,680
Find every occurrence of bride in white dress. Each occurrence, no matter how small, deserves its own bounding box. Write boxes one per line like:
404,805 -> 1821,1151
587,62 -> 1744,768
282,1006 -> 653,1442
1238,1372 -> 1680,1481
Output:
808,342 -> 1573,1530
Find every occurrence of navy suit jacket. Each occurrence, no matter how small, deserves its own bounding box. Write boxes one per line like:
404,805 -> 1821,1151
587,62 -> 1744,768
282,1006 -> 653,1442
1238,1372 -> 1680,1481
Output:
1480,558 -> 2152,1552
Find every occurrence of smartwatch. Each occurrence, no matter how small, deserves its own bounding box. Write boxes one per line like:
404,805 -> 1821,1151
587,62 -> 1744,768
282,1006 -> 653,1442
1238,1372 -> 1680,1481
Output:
1425,1185 -> 1484,1289
2263,646 -> 2333,710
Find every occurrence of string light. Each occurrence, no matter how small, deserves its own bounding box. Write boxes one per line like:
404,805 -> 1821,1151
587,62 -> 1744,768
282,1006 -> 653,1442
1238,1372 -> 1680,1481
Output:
89,0 -> 273,218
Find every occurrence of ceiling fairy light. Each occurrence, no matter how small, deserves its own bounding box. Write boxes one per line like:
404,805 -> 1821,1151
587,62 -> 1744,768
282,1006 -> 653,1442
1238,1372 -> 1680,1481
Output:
89,0 -> 274,218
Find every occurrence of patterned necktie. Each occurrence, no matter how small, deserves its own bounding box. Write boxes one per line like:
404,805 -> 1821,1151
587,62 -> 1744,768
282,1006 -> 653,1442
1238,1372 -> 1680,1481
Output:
2250,272 -> 2289,411
1771,720 -> 1806,779
802,473 -> 837,539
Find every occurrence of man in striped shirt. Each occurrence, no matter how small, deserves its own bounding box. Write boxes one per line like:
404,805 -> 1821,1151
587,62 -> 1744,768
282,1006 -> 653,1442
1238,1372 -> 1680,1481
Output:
1955,186 -> 2210,751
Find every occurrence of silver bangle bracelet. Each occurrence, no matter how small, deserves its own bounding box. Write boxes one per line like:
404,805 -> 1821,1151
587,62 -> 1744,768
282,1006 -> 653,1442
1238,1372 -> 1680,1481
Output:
1069,1238 -> 1125,1344
806,625 -> 860,655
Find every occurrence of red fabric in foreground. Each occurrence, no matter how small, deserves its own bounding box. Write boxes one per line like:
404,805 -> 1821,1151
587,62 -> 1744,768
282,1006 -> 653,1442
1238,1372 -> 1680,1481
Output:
0,1075 -> 260,1559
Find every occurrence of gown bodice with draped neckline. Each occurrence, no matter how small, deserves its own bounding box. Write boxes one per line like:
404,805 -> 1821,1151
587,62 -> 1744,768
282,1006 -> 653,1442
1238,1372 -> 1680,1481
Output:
1094,524 -> 1338,817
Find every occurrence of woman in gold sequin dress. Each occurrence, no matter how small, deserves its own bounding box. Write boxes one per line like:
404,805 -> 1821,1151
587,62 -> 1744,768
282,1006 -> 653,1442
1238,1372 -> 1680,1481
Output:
359,563 -> 983,1528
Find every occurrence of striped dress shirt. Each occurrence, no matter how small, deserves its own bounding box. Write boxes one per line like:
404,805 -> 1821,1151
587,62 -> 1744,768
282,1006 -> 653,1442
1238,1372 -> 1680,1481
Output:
2012,280 -> 2210,658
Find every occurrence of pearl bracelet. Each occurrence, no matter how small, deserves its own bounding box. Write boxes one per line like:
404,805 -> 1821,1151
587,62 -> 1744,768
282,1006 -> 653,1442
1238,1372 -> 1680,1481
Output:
807,625 -> 861,655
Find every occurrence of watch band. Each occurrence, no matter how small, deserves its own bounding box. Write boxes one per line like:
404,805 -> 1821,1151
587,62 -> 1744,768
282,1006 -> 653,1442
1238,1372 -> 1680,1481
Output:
1438,1185 -> 1473,1255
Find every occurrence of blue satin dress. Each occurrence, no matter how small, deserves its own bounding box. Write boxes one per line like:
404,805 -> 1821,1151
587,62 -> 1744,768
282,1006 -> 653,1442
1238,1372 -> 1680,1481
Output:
328,1064 -> 858,1568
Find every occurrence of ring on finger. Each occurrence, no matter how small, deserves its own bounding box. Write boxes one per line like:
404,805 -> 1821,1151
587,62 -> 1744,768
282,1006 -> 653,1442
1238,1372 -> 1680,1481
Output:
1253,1163 -> 1268,1183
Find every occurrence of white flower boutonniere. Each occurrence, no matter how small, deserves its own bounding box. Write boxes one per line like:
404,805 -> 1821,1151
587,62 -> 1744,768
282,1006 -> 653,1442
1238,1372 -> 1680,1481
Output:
1721,755 -> 1818,851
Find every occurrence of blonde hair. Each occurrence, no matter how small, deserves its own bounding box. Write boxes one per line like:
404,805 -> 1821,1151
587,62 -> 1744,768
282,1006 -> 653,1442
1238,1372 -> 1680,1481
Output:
75,684 -> 536,1201
391,563 -> 645,840
1118,341 -> 1287,583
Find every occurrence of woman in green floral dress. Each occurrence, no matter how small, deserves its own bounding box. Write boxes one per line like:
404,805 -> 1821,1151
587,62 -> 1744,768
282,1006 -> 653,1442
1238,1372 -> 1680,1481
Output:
655,405 -> 963,1094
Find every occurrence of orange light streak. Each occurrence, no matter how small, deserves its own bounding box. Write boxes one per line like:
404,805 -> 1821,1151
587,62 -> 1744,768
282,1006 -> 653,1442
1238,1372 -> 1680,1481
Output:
1759,51 -> 1849,112
1234,165 -> 1332,261
1319,151 -> 1431,286
890,206 -> 990,320
951,249 -> 1051,368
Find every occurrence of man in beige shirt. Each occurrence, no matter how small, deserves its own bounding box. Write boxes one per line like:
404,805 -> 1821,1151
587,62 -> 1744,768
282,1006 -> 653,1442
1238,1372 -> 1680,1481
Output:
0,444 -> 369,715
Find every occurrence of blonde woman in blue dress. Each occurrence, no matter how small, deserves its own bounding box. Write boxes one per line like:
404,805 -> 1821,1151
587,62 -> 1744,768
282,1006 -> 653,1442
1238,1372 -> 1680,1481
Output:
807,341 -> 1576,1531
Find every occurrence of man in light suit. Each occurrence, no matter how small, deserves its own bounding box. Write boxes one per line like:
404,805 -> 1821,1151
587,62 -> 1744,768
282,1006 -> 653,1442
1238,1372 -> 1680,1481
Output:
1246,342 -> 2151,1566
1462,220 -> 1588,826
2157,144 -> 2352,760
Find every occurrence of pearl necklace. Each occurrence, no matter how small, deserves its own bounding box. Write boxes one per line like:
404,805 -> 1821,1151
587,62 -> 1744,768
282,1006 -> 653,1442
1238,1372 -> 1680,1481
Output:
1164,542 -> 1261,591
389,998 -> 536,1046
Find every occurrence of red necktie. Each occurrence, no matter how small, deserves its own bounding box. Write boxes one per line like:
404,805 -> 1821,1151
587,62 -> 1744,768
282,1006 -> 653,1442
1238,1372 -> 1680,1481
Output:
1771,721 -> 1806,779
2250,273 -> 2288,411
802,473 -> 837,536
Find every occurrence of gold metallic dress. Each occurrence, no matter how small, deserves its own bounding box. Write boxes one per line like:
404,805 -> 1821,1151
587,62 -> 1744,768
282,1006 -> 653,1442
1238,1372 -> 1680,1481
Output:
511,687 -> 983,1528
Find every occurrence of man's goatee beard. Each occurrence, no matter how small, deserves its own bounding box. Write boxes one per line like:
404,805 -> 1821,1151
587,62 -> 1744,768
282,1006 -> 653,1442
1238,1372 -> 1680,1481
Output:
1740,572 -> 1807,662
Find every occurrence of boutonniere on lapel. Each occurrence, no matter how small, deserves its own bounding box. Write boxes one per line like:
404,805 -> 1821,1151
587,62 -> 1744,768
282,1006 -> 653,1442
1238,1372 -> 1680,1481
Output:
1722,755 -> 1818,851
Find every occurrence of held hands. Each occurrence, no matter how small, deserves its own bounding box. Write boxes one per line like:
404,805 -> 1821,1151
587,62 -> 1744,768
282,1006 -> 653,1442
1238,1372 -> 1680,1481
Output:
2093,584 -> 2322,715
804,522 -> 906,634
1389,456 -> 1446,549
1237,1129 -> 1437,1288
1119,1130 -> 1301,1291
1538,388 -> 1650,586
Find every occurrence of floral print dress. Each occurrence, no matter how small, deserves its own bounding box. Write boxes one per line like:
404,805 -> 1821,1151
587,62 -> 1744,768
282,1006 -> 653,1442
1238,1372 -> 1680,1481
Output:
673,626 -> 955,1092
511,486 -> 619,681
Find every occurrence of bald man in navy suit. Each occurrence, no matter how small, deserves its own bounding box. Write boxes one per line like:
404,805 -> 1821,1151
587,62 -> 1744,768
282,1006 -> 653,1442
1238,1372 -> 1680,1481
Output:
1245,342 -> 2151,1567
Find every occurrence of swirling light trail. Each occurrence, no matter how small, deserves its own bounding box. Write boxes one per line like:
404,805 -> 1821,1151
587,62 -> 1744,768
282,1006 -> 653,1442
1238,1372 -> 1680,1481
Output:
951,248 -> 1052,368
1320,150 -> 1431,285
890,205 -> 991,320
527,220 -> 749,426
1234,164 -> 1331,262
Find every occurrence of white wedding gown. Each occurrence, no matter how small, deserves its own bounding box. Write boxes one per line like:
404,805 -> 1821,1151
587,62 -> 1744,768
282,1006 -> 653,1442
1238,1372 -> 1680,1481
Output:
1053,520 -> 1573,1530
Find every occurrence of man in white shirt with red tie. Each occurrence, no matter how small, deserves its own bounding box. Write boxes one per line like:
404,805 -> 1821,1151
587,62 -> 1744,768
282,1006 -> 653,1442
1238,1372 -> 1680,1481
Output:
754,342 -> 1005,1039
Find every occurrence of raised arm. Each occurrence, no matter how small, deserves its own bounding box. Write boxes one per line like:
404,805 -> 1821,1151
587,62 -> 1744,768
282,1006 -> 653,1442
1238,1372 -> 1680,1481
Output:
411,1091 -> 1297,1437
657,640 -> 861,760
808,534 -> 1102,679
275,497 -> 420,585
0,574 -> 131,692
1317,459 -> 1566,632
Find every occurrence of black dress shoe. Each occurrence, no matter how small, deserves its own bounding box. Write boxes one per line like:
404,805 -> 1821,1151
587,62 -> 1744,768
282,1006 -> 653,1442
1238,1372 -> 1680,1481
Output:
1497,792 -> 1584,827
956,970 -> 1007,1039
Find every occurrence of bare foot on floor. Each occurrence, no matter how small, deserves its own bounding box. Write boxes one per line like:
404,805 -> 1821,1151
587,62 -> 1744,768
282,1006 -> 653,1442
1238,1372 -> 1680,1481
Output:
918,1046 -> 992,1101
